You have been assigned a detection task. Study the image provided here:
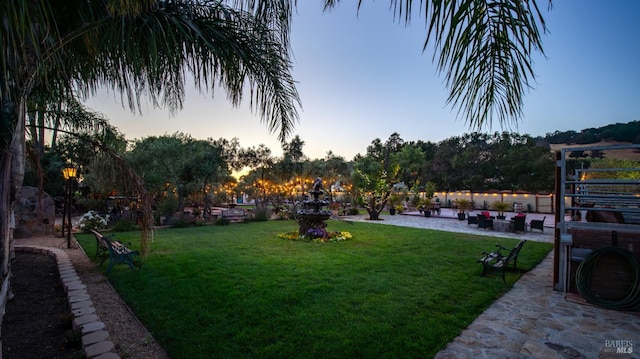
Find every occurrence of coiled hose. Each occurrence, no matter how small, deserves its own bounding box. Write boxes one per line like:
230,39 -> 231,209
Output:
575,246 -> 640,311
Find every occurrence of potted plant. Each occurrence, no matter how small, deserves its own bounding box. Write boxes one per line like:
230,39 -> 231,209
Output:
491,201 -> 511,220
453,198 -> 472,220
387,194 -> 401,215
420,198 -> 432,217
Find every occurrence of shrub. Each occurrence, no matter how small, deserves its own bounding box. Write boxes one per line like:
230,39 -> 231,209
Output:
214,217 -> 230,226
348,208 -> 360,215
111,219 -> 136,232
158,197 -> 178,218
77,211 -> 108,232
170,217 -> 190,228
253,207 -> 271,222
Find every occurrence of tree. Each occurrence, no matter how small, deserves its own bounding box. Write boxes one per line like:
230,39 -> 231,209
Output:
127,133 -> 228,214
322,151 -> 351,201
238,144 -> 275,208
427,136 -> 465,190
393,143 -> 426,190
273,135 -> 306,181
351,134 -> 404,220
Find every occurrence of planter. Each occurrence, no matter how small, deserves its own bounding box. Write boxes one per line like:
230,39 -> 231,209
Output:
496,215 -> 506,220
457,213 -> 466,220
389,207 -> 396,215
424,210 -> 431,217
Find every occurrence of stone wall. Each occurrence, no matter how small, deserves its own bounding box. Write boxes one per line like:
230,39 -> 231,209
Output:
14,186 -> 56,238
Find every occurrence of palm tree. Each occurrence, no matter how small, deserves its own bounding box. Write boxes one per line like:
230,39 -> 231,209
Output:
0,0 -> 300,323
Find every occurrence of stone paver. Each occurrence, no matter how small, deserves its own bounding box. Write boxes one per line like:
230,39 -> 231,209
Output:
344,211 -> 554,243
82,330 -> 110,346
345,212 -> 639,358
85,340 -> 115,358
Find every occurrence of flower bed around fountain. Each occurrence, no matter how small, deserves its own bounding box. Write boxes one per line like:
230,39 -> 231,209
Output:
277,230 -> 353,243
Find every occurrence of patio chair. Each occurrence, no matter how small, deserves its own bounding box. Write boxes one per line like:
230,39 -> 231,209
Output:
530,216 -> 546,232
477,240 -> 527,282
511,215 -> 526,232
467,215 -> 478,226
477,214 -> 493,230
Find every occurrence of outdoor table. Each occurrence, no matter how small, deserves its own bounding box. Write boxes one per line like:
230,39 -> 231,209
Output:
493,219 -> 513,232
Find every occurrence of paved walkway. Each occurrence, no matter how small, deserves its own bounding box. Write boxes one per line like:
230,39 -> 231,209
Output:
344,210 -> 554,243
344,212 -> 640,358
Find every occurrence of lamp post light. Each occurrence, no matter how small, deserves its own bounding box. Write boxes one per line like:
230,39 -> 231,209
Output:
61,166 -> 77,248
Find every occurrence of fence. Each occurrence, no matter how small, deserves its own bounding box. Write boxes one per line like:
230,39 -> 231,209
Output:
430,191 -> 554,214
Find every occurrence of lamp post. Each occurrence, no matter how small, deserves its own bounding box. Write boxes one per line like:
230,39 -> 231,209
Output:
61,166 -> 77,248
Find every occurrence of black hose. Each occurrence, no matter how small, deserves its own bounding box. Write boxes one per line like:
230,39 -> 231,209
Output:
575,246 -> 640,311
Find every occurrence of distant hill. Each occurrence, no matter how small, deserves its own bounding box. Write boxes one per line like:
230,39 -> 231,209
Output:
548,141 -> 640,160
533,120 -> 640,160
534,120 -> 640,145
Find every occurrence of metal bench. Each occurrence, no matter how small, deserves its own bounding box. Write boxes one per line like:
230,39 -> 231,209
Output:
477,240 -> 527,282
91,230 -> 139,274
91,229 -> 110,261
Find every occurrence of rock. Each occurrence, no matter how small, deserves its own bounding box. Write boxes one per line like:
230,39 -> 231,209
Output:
14,186 -> 56,238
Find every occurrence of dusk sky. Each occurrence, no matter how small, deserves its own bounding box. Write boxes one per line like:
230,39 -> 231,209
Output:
84,0 -> 640,160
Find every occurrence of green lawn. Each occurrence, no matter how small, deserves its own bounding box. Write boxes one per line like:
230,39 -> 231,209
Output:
76,220 -> 552,359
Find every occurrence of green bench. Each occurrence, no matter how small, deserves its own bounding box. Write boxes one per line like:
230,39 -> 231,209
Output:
91,230 -> 139,274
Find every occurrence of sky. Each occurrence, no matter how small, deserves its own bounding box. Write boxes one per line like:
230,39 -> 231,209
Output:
84,0 -> 640,161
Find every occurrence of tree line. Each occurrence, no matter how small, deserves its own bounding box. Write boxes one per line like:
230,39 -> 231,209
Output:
23,130 -> 556,213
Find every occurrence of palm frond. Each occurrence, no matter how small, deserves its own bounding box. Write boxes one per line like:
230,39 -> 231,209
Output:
71,1 -> 300,142
324,0 -> 548,130
425,0 -> 547,130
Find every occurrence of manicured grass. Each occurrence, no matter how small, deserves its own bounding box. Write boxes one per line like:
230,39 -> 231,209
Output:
76,220 -> 552,358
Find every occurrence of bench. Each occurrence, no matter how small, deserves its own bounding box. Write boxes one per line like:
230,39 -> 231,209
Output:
91,230 -> 139,274
221,208 -> 247,223
91,229 -> 110,261
477,240 -> 527,282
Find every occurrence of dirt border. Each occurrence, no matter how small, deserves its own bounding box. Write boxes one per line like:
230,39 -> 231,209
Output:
14,236 -> 169,359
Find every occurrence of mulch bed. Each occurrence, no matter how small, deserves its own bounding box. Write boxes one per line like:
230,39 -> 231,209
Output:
2,252 -> 84,359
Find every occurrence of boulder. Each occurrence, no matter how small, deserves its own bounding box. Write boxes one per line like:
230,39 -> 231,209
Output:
14,186 -> 56,238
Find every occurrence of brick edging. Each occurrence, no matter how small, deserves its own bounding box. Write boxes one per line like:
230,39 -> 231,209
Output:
14,245 -> 120,359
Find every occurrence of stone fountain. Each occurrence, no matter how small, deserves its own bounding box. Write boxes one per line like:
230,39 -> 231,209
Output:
296,177 -> 332,236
